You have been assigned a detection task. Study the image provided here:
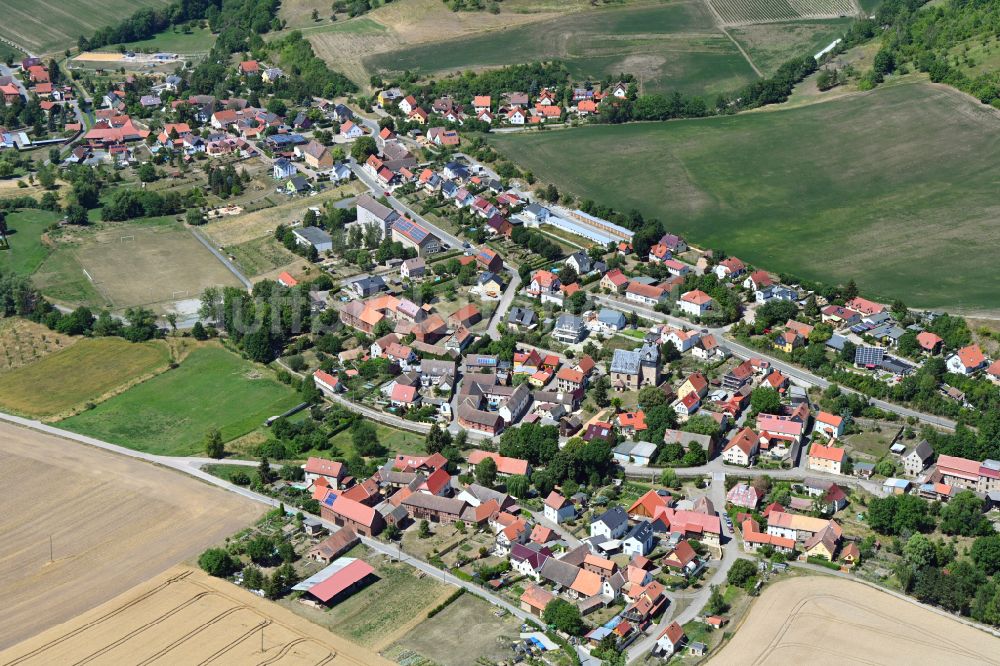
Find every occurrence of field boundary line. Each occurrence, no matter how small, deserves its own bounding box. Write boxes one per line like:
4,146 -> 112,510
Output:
718,25 -> 763,76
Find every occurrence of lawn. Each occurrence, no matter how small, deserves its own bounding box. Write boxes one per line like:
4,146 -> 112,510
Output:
0,209 -> 61,277
0,337 -> 170,417
32,217 -> 242,311
104,26 -> 216,54
329,421 -> 427,459
59,345 -> 301,455
0,0 -> 174,55
491,82 -> 1000,311
364,1 -> 760,97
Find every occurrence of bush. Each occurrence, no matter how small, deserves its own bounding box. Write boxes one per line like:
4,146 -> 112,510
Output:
807,556 -> 841,570
198,548 -> 237,577
230,470 -> 251,485
427,588 -> 465,617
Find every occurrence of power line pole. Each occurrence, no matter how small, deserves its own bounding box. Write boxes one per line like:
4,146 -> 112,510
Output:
49,535 -> 53,563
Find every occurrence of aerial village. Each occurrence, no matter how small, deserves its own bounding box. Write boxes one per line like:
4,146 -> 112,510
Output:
5,50 -> 1000,665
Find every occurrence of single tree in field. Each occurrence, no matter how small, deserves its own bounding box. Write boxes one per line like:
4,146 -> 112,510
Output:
205,428 -> 224,458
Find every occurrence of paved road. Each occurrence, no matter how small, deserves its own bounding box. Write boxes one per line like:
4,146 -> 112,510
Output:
348,162 -> 464,251
0,411 -> 530,622
592,292 -> 957,431
626,471 -> 746,663
485,266 -> 522,339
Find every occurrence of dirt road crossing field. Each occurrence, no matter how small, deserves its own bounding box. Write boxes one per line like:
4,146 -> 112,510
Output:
0,423 -> 260,649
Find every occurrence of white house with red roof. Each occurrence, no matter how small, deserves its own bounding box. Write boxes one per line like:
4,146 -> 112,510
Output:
714,257 -> 746,280
303,457 -> 346,490
543,491 -> 575,524
313,369 -> 343,396
722,427 -> 758,466
626,282 -> 667,307
814,411 -> 845,439
743,270 -> 773,291
527,269 -> 562,305
678,290 -> 713,317
947,344 -> 987,375
390,383 -> 421,408
845,297 -> 885,315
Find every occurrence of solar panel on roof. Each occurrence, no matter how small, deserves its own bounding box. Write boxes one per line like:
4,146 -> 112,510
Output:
394,218 -> 429,242
854,346 -> 885,366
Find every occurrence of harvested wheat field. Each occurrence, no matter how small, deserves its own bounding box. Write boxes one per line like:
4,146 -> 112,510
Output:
0,423 -> 260,649
0,566 -> 390,666
712,576 -> 1000,665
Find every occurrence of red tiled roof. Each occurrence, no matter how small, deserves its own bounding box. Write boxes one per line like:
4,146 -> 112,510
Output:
467,449 -> 529,476
305,457 -> 344,478
307,559 -> 375,602
809,442 -> 846,463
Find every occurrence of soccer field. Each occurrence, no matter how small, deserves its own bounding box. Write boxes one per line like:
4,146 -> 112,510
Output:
33,218 -> 242,311
490,82 -> 1000,311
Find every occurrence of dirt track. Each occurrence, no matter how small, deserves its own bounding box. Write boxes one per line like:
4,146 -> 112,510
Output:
0,423 -> 261,649
0,566 -> 390,666
711,576 -> 1000,665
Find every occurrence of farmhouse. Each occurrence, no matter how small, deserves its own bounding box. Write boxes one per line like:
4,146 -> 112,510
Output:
320,495 -> 385,537
467,450 -> 530,477
678,290 -> 713,317
303,457 -> 346,490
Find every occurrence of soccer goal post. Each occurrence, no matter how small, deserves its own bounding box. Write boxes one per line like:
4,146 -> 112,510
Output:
120,235 -> 135,243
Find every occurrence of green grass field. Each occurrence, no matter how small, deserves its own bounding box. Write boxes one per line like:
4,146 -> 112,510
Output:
227,235 -> 299,277
103,26 -> 216,54
59,345 -> 301,455
0,209 -> 60,277
0,0 -> 174,55
364,1 -> 759,97
730,18 -> 853,75
0,337 -> 170,417
491,83 -> 1000,310
328,422 -> 426,459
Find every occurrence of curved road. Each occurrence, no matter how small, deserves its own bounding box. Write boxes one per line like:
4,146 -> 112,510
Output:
0,411 -> 530,623
592,293 -> 956,431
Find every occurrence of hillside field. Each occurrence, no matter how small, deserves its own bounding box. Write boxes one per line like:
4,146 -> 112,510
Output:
491,83 -> 1000,311
0,424 -> 258,650
0,0 -> 173,55
363,1 -> 759,97
59,345 -> 301,455
0,337 -> 170,417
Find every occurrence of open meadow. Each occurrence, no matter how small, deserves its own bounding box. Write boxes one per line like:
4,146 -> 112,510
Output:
32,218 -> 243,311
0,337 -> 170,417
58,345 -> 301,455
363,0 -> 759,97
491,82 -> 1000,311
0,0 -> 173,55
0,565 -> 388,665
712,575 -> 1000,664
730,18 -> 852,74
0,209 -> 60,277
386,593 -> 524,666
0,423 -> 259,650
